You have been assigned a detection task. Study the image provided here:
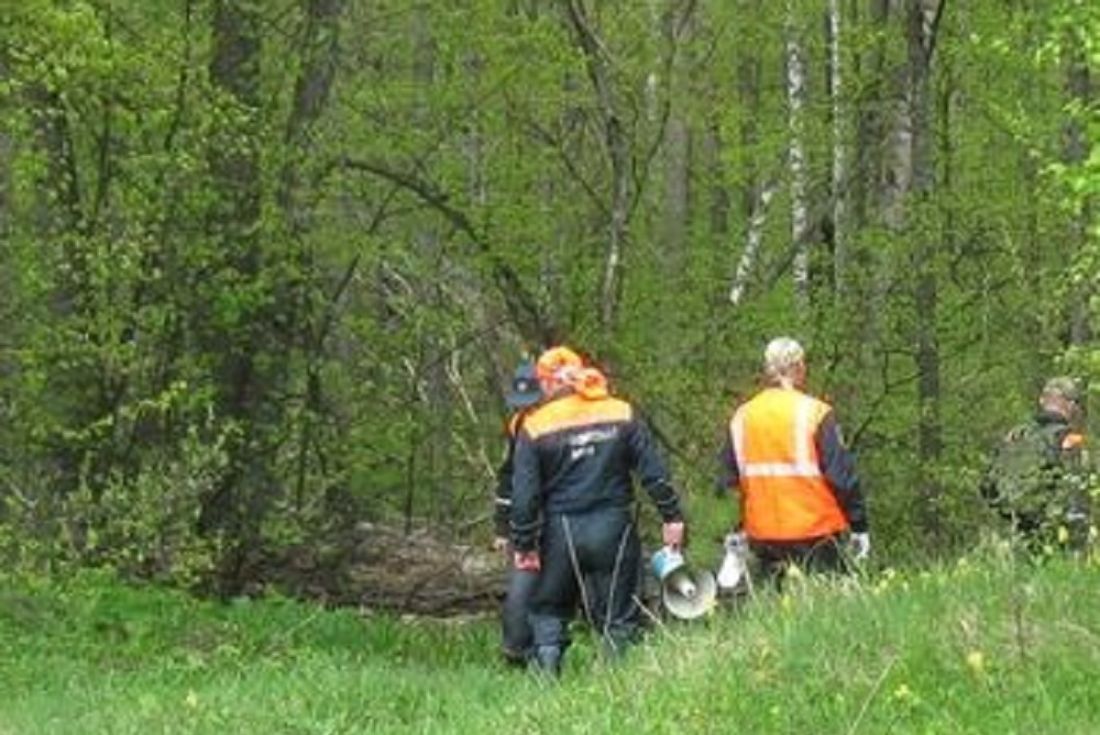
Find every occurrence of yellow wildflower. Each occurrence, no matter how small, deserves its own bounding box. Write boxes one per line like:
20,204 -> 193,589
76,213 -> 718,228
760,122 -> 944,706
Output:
892,684 -> 914,702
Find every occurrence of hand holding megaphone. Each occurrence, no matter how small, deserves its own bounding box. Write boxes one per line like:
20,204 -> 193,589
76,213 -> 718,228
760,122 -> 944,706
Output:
662,521 -> 685,550
650,545 -> 716,620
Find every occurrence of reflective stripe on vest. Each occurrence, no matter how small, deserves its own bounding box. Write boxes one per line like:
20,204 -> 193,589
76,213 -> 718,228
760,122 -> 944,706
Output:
729,388 -> 848,541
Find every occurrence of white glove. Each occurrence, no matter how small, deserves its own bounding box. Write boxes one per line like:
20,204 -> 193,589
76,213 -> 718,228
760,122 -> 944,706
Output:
717,531 -> 749,589
849,532 -> 871,561
725,530 -> 748,553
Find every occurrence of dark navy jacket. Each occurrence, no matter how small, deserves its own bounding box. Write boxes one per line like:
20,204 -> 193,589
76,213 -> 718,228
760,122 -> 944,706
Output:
510,388 -> 682,552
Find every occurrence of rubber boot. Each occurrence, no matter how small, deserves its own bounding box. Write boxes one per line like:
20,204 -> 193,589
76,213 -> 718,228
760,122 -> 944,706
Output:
501,646 -> 529,669
531,645 -> 562,679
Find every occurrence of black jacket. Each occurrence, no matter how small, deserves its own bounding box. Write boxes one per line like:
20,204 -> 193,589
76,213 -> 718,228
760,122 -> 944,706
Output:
510,389 -> 682,552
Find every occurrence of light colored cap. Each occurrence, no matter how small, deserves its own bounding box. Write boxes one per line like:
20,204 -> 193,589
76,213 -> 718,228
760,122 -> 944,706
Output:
1042,376 -> 1082,405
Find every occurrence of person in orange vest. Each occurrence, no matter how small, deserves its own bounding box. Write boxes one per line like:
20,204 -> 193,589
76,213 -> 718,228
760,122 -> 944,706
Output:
719,337 -> 869,585
512,347 -> 685,676
491,359 -> 544,666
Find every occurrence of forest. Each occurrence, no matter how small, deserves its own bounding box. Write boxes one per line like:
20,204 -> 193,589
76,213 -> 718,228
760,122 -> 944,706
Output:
1,0 -> 1098,600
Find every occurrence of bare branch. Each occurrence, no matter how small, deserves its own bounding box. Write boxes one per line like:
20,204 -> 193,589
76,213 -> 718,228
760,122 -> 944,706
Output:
524,119 -> 609,218
338,156 -> 549,343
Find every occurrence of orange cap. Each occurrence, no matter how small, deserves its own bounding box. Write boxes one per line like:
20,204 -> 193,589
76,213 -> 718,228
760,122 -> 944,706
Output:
535,346 -> 584,384
571,367 -> 609,399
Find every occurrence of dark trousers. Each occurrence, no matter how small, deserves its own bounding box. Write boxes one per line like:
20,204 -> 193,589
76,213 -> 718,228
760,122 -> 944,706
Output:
752,535 -> 849,589
529,507 -> 640,664
501,567 -> 538,663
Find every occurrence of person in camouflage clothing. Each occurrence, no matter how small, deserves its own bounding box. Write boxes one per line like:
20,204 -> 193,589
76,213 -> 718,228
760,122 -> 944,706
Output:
980,376 -> 1091,552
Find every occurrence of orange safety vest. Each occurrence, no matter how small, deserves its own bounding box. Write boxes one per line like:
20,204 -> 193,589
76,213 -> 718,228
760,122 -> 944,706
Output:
507,412 -> 524,438
729,387 -> 849,541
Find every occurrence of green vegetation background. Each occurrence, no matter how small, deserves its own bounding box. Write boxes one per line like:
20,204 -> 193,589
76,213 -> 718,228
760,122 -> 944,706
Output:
2,1 -> 1098,587
2,6 -> 1100,731
3,556 -> 1099,735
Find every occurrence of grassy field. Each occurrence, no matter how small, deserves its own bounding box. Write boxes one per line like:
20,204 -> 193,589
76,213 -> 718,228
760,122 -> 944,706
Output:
2,552 -> 1099,734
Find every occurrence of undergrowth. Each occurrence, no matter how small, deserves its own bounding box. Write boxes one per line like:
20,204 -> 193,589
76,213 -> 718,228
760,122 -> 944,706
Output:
1,550 -> 1098,734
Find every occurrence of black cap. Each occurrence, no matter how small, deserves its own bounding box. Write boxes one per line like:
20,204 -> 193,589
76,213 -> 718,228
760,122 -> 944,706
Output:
506,361 -> 542,409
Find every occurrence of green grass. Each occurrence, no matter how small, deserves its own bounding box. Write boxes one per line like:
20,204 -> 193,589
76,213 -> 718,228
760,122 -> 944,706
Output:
2,554 -> 1099,734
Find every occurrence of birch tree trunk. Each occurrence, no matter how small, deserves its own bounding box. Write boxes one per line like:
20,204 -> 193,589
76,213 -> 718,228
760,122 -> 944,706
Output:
786,0 -> 811,314
828,0 -> 848,302
730,184 -> 776,306
728,4 -> 769,306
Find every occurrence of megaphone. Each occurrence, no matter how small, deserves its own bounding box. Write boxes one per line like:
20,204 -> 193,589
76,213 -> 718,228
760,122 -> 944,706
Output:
650,546 -> 717,621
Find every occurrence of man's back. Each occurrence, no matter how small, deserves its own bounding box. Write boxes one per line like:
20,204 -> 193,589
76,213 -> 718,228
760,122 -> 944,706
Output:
730,386 -> 850,542
982,411 -> 1086,539
518,391 -> 637,515
507,359 -> 684,675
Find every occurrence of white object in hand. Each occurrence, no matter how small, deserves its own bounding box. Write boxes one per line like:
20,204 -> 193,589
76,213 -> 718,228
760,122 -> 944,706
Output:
850,532 -> 871,561
717,532 -> 748,589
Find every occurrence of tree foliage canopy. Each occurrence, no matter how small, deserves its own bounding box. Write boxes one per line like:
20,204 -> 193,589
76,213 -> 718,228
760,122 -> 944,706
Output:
0,0 -> 1097,591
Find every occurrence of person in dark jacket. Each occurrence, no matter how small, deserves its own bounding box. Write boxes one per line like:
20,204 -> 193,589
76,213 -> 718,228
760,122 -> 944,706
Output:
718,337 -> 869,586
980,376 -> 1089,552
511,347 -> 685,676
491,360 -> 546,665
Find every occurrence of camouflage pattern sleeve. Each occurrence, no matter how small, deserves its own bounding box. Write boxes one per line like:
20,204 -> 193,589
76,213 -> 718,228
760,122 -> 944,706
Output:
1060,431 -> 1091,548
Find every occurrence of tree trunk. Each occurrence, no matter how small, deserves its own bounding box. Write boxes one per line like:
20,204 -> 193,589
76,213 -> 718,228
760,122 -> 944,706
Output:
201,0 -> 270,593
0,54 -> 11,253
828,0 -> 848,303
907,0 -> 943,539
851,0 -> 891,233
662,116 -> 691,266
786,0 -> 811,315
730,183 -> 777,306
1063,30 -> 1092,347
562,0 -> 632,333
280,0 -> 344,227
704,116 -> 730,251
729,7 -> 767,306
281,0 -> 347,513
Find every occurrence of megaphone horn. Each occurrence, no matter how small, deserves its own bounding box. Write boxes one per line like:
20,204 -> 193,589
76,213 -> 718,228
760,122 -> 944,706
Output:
650,546 -> 717,621
668,571 -> 697,598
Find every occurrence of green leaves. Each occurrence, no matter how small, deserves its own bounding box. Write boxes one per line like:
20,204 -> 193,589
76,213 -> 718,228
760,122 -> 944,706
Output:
1,0 -> 1098,583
